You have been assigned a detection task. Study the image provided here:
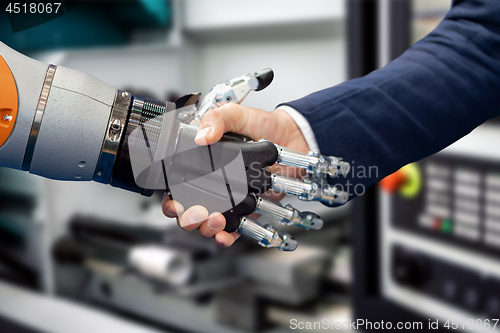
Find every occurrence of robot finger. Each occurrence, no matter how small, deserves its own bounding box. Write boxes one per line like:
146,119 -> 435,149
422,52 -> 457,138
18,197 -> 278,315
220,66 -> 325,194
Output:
270,173 -> 349,206
186,68 -> 274,124
237,216 -> 298,251
254,195 -> 324,230
274,144 -> 350,178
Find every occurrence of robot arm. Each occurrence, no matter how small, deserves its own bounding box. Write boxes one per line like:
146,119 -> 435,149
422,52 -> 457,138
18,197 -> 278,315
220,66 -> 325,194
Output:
0,42 -> 118,182
0,42 -> 349,251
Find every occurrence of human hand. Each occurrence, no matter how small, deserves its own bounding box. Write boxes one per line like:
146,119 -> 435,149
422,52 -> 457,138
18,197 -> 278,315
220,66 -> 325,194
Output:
162,104 -> 309,248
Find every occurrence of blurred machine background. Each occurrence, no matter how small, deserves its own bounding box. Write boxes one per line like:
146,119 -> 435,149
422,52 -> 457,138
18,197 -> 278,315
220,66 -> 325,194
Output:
4,0 -> 499,333
353,1 -> 500,332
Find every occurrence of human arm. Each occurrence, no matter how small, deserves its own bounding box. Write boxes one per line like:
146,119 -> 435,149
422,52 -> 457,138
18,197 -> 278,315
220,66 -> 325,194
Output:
165,0 -> 500,247
281,0 -> 500,193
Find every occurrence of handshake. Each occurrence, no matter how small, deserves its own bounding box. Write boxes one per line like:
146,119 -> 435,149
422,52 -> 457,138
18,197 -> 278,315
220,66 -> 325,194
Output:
129,69 -> 349,251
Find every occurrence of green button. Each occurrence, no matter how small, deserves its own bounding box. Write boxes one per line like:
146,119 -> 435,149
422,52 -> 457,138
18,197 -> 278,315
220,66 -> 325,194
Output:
441,219 -> 452,234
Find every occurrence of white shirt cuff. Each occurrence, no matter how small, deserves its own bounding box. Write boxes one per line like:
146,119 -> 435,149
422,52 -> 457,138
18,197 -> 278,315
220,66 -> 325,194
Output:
275,105 -> 320,153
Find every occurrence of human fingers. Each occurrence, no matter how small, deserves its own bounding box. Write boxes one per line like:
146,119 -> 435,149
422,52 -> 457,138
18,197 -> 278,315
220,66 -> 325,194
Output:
162,194 -> 184,218
194,104 -> 276,145
177,205 -> 209,231
198,212 -> 226,238
214,231 -> 241,248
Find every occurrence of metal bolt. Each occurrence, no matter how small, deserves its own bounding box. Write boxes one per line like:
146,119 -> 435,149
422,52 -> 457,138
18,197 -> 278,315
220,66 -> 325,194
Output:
309,151 -> 319,157
3,114 -> 12,121
121,91 -> 129,97
110,119 -> 121,133
97,171 -> 102,176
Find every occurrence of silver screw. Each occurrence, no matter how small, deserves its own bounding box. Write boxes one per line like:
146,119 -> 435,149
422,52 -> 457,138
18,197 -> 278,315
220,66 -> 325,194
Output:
97,171 -> 103,176
3,114 -> 12,121
121,91 -> 129,97
110,119 -> 121,133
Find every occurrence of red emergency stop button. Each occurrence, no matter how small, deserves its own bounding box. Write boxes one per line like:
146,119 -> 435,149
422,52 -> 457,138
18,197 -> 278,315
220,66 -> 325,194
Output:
380,169 -> 408,193
380,163 -> 422,198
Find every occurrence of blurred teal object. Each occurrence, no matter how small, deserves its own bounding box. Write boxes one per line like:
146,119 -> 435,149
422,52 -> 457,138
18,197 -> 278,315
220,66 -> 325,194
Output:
0,0 -> 172,53
114,0 -> 172,27
0,216 -> 24,247
142,0 -> 171,25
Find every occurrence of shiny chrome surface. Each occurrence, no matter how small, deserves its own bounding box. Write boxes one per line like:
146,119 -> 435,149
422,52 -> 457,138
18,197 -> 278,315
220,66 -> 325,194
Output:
255,196 -> 294,222
255,196 -> 324,230
184,69 -> 268,124
271,173 -> 349,206
238,216 -> 298,251
271,173 -> 316,199
22,64 -> 57,171
318,183 -> 349,206
93,90 -> 131,184
275,144 -> 350,178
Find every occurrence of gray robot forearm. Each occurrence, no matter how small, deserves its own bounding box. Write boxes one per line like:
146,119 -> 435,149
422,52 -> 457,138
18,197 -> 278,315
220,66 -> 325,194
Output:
0,42 -> 117,182
0,42 -> 178,197
0,41 -> 168,197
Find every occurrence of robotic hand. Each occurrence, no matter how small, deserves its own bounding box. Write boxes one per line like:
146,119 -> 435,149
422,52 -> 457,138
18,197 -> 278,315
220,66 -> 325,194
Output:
129,69 -> 351,251
0,42 -> 349,251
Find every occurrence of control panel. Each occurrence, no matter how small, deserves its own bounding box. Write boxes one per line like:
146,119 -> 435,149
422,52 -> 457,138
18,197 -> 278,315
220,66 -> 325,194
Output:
390,155 -> 500,256
380,124 -> 500,329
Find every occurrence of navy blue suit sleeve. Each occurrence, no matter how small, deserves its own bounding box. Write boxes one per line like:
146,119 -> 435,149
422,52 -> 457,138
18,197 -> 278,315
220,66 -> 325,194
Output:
281,0 -> 500,201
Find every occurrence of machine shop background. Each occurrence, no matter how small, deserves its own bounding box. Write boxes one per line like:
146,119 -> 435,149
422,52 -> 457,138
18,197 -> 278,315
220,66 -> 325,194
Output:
4,1 -> 498,333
